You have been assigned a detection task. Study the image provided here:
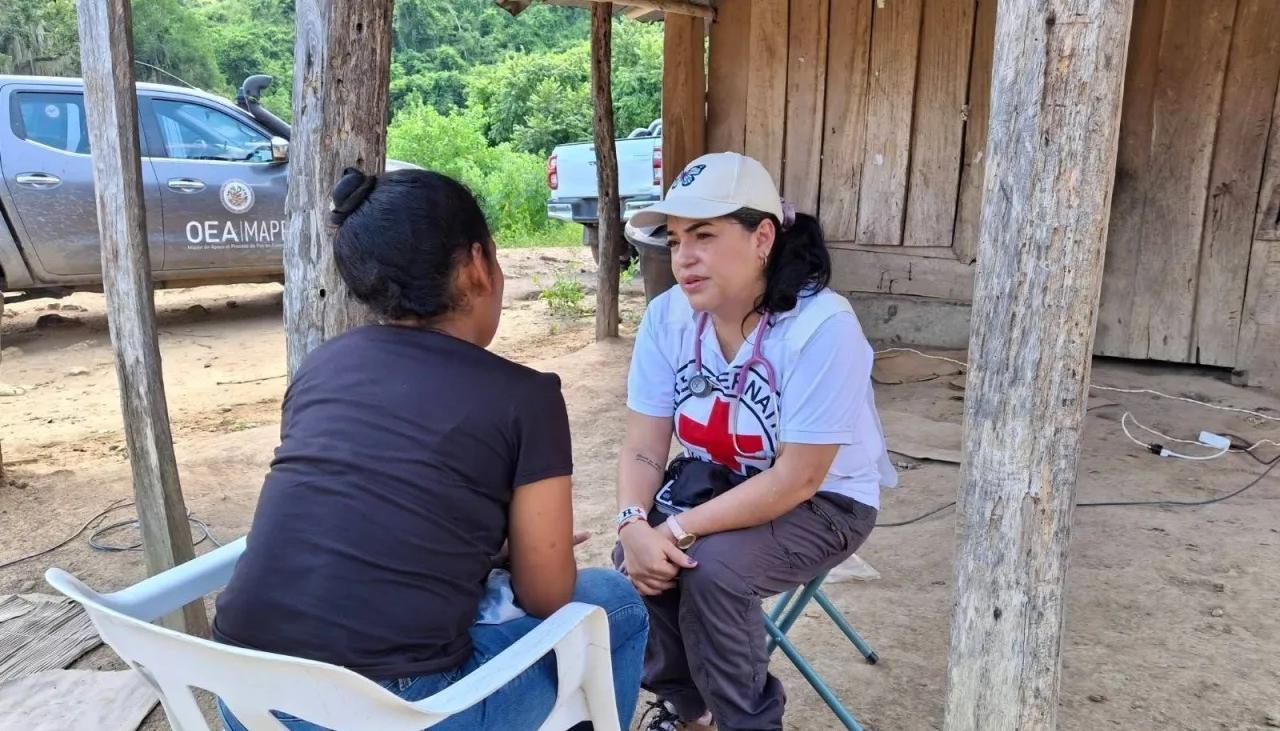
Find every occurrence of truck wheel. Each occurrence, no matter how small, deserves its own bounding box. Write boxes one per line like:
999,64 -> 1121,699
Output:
585,224 -> 634,268
583,224 -> 600,264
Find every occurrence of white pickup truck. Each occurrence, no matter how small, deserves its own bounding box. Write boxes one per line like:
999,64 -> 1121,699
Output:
545,119 -> 662,262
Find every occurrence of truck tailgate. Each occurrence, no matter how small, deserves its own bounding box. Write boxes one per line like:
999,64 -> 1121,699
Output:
554,138 -> 659,200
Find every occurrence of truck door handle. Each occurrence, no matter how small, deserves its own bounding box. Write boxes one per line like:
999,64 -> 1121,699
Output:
167,178 -> 206,192
15,172 -> 61,189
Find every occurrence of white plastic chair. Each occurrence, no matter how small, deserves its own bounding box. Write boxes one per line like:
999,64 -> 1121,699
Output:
45,537 -> 620,731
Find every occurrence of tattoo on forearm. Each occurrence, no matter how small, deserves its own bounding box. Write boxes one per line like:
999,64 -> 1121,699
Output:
634,453 -> 664,474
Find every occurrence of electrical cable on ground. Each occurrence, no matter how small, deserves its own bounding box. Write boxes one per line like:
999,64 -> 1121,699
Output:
0,500 -> 222,571
876,456 -> 1278,528
875,348 -> 1280,424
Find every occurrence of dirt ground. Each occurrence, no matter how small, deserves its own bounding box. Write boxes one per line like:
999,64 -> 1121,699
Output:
3,246 -> 1280,730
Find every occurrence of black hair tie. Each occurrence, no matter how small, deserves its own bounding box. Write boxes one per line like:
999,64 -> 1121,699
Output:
329,167 -> 377,225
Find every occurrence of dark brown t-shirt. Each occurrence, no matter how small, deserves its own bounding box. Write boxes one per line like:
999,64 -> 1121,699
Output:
213,325 -> 573,680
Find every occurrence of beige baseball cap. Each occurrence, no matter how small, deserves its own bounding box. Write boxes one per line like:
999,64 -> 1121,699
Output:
629,152 -> 784,229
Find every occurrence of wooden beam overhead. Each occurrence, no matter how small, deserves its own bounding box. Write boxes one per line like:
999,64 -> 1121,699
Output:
625,5 -> 660,21
617,0 -> 714,19
535,0 -> 715,20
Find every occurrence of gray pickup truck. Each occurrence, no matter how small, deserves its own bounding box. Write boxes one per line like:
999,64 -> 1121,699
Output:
0,74 -> 411,303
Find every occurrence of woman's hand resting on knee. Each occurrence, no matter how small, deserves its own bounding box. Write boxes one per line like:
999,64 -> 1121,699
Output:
619,521 -> 697,596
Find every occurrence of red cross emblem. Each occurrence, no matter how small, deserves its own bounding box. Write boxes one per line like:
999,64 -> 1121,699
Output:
678,397 -> 764,473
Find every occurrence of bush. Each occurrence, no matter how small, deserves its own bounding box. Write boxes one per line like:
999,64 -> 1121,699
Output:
540,274 -> 587,317
386,104 -> 578,247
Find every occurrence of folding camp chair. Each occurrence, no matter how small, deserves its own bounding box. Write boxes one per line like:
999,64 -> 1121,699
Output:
763,571 -> 878,731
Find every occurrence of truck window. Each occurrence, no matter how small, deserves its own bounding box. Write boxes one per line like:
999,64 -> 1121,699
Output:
150,99 -> 272,163
13,92 -> 90,154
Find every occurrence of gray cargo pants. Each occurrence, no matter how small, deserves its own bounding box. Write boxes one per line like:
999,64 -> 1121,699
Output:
614,492 -> 877,731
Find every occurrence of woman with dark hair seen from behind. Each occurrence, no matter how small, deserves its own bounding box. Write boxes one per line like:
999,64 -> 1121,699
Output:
615,152 -> 898,731
212,168 -> 647,730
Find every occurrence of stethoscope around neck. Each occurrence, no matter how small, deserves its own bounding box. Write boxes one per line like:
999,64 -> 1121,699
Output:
687,311 -> 779,459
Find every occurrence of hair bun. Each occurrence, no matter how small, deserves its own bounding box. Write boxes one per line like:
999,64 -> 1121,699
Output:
329,167 -> 377,225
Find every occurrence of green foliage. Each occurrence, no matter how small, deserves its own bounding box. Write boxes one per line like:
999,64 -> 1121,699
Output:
621,256 -> 640,285
0,0 -> 79,76
540,274 -> 587,318
464,22 -> 662,156
194,0 -> 295,118
386,104 -> 577,247
132,0 -> 224,89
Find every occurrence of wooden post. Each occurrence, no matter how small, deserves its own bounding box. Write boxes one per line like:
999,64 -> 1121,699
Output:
75,0 -> 208,635
592,2 -> 622,340
649,11 -> 706,300
662,13 -> 707,190
944,2 -> 1134,729
285,0 -> 394,376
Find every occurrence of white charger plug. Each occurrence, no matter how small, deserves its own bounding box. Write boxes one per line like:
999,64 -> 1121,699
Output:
1198,431 -> 1231,451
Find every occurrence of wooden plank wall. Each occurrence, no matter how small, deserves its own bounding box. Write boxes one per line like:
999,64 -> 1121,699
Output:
1236,50 -> 1280,386
702,0 -> 1280,368
1192,0 -> 1280,366
1097,0 -> 1280,365
709,0 -> 984,258
663,13 -> 707,189
744,0 -> 789,181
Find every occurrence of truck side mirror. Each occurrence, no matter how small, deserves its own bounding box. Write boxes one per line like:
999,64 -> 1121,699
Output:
270,136 -> 289,163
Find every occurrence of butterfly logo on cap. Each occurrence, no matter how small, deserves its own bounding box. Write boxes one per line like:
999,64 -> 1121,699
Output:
677,164 -> 707,188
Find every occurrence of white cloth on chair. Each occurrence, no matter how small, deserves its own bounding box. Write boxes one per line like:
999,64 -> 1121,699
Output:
475,569 -> 527,625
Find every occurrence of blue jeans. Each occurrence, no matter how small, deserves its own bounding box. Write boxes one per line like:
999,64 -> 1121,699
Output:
219,568 -> 647,730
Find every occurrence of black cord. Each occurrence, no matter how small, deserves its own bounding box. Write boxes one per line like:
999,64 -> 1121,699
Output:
0,500 -> 222,570
88,513 -> 223,552
876,500 -> 957,527
0,499 -> 131,571
1219,432 -> 1280,466
1076,457 -> 1277,508
876,457 -> 1279,528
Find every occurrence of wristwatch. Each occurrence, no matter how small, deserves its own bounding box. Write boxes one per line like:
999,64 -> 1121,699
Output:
665,515 -> 697,550
616,505 -> 646,533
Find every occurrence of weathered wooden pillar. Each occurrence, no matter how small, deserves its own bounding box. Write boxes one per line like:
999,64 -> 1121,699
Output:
75,0 -> 208,635
285,0 -> 394,376
662,13 -> 707,189
592,2 -> 622,340
648,11 -> 706,300
944,2 -> 1135,729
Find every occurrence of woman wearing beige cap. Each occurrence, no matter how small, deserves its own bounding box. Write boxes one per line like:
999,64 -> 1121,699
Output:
613,152 -> 897,731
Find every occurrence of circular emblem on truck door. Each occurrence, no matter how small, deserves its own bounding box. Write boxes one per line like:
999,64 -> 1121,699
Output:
220,179 -> 255,214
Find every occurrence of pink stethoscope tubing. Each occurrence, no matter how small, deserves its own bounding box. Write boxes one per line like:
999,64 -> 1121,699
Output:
690,311 -> 778,459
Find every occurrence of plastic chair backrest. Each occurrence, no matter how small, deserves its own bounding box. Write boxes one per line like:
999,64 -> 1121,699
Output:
44,542 -> 620,731
46,568 -> 457,731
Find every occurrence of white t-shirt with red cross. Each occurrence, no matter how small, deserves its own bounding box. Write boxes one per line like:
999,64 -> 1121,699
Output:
627,286 -> 898,509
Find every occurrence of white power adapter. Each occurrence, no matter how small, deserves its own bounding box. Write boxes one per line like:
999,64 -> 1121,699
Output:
1198,431 -> 1232,450
1157,431 -> 1231,460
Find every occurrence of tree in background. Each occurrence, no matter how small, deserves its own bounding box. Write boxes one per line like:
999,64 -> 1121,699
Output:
197,0 -> 296,117
0,0 -> 80,77
465,21 -> 661,156
386,104 -> 577,246
132,0 -> 223,89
